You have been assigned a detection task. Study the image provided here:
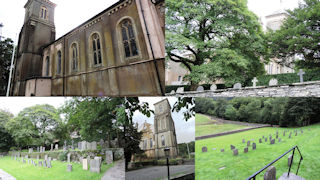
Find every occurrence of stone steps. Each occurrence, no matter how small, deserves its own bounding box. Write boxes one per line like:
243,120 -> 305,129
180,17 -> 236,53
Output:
278,172 -> 305,180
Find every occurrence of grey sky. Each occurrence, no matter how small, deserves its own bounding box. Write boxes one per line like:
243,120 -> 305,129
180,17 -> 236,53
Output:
0,0 -> 118,42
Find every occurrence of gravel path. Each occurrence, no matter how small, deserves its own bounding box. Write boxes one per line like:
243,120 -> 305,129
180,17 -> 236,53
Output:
0,169 -> 16,180
101,159 -> 125,180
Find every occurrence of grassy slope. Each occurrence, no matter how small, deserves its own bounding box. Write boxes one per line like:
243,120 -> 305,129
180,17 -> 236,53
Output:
195,114 -> 248,137
196,124 -> 320,180
0,156 -> 113,180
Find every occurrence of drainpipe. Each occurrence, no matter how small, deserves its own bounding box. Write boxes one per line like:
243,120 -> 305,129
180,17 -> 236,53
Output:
138,0 -> 164,95
63,38 -> 65,96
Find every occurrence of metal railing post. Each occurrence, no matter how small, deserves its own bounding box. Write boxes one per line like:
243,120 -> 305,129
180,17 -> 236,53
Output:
287,147 -> 295,177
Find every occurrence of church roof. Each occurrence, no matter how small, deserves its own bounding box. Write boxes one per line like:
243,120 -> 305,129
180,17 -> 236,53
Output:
138,121 -> 154,133
266,9 -> 288,18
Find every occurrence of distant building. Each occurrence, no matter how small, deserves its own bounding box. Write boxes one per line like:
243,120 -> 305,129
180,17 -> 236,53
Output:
11,0 -> 165,96
165,60 -> 189,86
139,99 -> 178,159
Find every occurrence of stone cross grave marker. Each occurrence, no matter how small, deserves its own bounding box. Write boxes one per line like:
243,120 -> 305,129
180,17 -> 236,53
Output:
252,77 -> 258,88
252,143 -> 256,150
233,83 -> 242,89
202,146 -> 207,152
230,145 -> 235,150
176,87 -> 184,93
297,69 -> 305,83
244,147 -> 248,153
264,166 -> 276,180
196,86 -> 204,92
210,84 -> 217,91
269,78 -> 278,86
106,150 -> 113,164
233,149 -> 238,156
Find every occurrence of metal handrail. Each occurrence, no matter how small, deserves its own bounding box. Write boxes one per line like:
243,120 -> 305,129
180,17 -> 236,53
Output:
247,146 -> 303,180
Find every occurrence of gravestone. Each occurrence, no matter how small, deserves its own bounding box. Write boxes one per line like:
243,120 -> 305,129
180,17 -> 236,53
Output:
176,87 -> 184,93
67,153 -> 71,163
39,161 -> 43,166
87,142 -> 92,150
265,138 -> 268,142
247,141 -> 250,147
78,142 -> 81,150
233,83 -> 242,89
233,149 -> 238,156
99,139 -> 104,148
276,134 -> 278,139
210,84 -> 217,91
252,77 -> 258,88
71,140 -> 74,150
259,139 -> 262,143
37,147 -> 40,152
91,141 -> 97,150
230,145 -> 235,150
63,140 -> 67,150
44,155 -> 48,161
288,154 -> 293,166
67,164 -> 72,172
106,150 -> 113,164
196,86 -> 204,92
297,69 -> 305,83
262,136 -> 264,138
42,147 -> 45,152
51,144 -> 53,151
252,143 -> 256,150
289,134 -> 291,139
47,159 -> 52,168
242,139 -> 245,143
83,158 -> 88,170
244,147 -> 248,153
220,149 -> 224,152
202,146 -> 207,152
278,138 -> 281,142
301,130 -> 303,134
81,141 -> 87,151
170,90 -> 175,94
270,139 -> 275,144
43,160 -> 47,167
264,166 -> 276,180
55,144 -> 58,150
29,148 -> 33,153
90,157 -> 101,173
269,78 -> 278,86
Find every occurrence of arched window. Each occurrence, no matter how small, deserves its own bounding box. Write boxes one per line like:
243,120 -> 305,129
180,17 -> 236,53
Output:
40,6 -> 48,19
71,43 -> 78,70
161,135 -> 165,146
120,19 -> 138,58
45,56 -> 50,76
57,51 -> 62,74
91,33 -> 102,65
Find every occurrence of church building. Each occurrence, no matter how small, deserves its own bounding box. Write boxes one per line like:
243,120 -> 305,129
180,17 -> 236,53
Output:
11,0 -> 165,96
138,98 -> 178,159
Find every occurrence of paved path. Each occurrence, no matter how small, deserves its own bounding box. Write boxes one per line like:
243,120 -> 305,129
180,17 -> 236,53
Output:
125,165 -> 194,180
101,159 -> 125,180
0,169 -> 16,180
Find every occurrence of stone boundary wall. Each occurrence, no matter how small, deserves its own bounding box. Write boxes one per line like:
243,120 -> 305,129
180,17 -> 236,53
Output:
196,125 -> 271,140
168,81 -> 320,97
203,114 -> 272,127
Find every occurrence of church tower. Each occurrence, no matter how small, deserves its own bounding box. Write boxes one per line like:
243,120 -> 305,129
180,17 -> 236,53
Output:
12,0 -> 56,95
154,99 -> 178,158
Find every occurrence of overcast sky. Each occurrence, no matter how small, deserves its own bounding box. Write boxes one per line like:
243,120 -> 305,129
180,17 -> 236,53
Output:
0,0 -> 301,44
0,97 -> 195,144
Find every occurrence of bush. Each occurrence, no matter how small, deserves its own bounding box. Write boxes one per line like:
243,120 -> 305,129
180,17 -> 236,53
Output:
58,151 -> 68,161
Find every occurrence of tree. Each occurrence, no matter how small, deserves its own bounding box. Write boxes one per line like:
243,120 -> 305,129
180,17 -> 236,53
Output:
166,0 -> 267,88
0,109 -> 14,152
0,38 -> 14,95
5,104 -> 62,148
0,109 -> 13,127
268,0 -> 320,69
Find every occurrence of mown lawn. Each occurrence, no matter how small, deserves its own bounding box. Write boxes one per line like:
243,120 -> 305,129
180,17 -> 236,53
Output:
0,156 -> 114,180
196,123 -> 320,180
195,114 -> 248,137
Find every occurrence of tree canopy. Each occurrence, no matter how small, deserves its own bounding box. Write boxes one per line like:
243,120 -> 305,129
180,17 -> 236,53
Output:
166,0 -> 267,87
268,0 -> 320,69
0,38 -> 14,95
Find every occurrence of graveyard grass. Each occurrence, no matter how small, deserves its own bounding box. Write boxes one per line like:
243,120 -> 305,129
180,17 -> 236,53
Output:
0,157 -> 114,180
195,114 -> 248,137
195,123 -> 320,180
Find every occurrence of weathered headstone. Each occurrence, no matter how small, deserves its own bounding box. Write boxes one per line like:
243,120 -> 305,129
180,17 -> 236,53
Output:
37,147 -> 40,152
233,83 -> 242,89
87,142 -> 92,150
265,138 -> 268,142
43,160 -> 47,167
252,77 -> 258,88
67,164 -> 72,172
264,166 -> 276,180
42,147 -> 45,152
67,153 -> 71,163
39,161 -> 43,166
233,149 -> 238,156
276,134 -> 278,139
71,140 -> 74,150
83,158 -> 88,170
81,141 -> 87,151
297,69 -> 305,83
242,139 -> 245,143
196,86 -> 204,92
230,145 -> 235,150
51,144 -> 53,151
270,139 -> 275,144
90,157 -> 101,173
170,90 -> 175,94
55,144 -> 58,150
252,143 -> 256,150
202,146 -> 207,153
210,84 -> 217,91
220,149 -> 224,152
106,150 -> 113,164
91,141 -> 97,150
47,159 -> 52,168
269,78 -> 278,86
176,87 -> 184,93
247,141 -> 250,147
28,148 -> 33,153
288,154 -> 293,166
244,147 -> 248,153
259,139 -> 262,143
